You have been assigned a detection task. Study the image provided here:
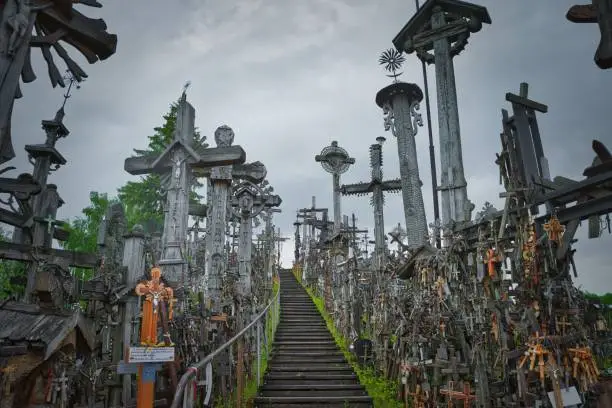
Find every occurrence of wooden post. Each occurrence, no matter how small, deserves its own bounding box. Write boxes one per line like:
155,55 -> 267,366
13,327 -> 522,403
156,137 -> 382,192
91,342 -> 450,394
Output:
236,338 -> 244,405
121,225 -> 146,406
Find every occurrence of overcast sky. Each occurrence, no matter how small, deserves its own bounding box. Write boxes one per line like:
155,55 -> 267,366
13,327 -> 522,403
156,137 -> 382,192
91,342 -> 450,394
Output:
10,0 -> 612,293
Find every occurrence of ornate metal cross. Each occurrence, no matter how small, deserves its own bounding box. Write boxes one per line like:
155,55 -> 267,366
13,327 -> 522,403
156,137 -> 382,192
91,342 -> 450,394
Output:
315,141 -> 355,232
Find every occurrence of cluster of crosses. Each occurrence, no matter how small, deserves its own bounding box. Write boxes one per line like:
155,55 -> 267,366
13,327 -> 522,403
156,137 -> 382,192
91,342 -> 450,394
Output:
292,0 -> 612,407
0,1 -> 285,408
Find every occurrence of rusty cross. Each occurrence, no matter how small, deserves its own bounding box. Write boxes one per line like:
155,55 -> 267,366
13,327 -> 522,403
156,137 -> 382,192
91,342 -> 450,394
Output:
567,0 -> 612,69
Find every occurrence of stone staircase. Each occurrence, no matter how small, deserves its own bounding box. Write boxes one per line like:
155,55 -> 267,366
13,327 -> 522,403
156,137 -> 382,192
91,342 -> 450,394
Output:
254,269 -> 372,407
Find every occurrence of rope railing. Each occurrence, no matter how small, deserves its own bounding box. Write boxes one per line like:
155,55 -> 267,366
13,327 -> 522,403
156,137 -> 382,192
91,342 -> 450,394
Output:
169,281 -> 281,408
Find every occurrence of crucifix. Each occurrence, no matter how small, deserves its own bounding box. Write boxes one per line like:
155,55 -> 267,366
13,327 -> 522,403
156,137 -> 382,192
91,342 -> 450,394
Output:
315,140 -> 355,233
340,136 -> 400,271
376,50 -> 429,247
392,0 -> 491,228
567,0 -> 612,69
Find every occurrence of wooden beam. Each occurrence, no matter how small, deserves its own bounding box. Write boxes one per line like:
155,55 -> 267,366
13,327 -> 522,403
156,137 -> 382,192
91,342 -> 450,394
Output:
0,174 -> 41,196
0,241 -> 98,268
124,146 -> 246,175
188,203 -> 207,218
0,344 -> 28,356
0,207 -> 30,228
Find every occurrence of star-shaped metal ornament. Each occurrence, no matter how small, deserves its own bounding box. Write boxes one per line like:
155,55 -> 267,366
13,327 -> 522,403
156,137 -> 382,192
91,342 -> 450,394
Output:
379,48 -> 406,82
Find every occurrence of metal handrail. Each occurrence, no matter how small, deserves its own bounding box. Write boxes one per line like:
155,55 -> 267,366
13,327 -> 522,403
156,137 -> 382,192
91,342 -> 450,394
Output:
170,283 -> 281,408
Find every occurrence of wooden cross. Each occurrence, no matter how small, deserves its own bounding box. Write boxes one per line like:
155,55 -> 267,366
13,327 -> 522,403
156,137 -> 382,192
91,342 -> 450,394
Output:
567,0 -> 612,69
439,381 -> 477,408
555,315 -> 572,335
406,384 -> 427,408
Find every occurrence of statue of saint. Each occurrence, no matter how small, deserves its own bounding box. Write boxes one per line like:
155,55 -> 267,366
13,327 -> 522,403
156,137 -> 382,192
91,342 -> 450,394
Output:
135,267 -> 174,346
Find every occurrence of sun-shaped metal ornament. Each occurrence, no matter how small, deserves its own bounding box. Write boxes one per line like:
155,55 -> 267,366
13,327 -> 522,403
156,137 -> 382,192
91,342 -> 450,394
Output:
379,48 -> 406,82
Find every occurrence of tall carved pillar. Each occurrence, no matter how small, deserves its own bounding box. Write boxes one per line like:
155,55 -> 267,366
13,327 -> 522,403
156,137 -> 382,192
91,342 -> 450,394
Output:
376,67 -> 428,247
205,126 -> 235,312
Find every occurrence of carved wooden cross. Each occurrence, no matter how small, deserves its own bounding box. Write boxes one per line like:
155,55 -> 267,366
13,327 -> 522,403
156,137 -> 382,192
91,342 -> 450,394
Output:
567,0 -> 612,69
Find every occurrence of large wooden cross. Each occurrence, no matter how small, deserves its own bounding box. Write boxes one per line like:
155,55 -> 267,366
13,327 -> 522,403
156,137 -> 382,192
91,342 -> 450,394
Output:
567,0 -> 612,69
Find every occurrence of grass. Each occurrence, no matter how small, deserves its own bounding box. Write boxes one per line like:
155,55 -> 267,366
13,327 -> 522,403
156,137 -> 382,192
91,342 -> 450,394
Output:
302,282 -> 403,408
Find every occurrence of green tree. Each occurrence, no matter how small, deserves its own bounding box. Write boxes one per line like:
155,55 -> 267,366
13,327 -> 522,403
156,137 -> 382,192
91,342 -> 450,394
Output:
0,228 -> 26,300
61,191 -> 119,280
118,99 -> 206,229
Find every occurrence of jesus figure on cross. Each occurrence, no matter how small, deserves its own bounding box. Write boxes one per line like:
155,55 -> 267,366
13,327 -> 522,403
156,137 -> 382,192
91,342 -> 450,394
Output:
135,267 -> 175,346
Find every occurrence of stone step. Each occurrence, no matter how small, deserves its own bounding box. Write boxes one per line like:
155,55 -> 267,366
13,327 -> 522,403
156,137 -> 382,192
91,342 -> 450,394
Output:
276,321 -> 327,326
259,388 -> 368,398
253,396 -> 373,407
264,373 -> 358,382
269,356 -> 347,364
273,339 -> 337,345
279,319 -> 326,325
275,332 -> 331,337
254,402 -> 373,408
261,384 -> 365,392
280,311 -> 321,315
275,330 -> 329,334
272,350 -> 344,358
275,336 -> 334,342
268,364 -> 353,372
273,344 -> 339,352
256,270 -> 371,405
275,326 -> 329,331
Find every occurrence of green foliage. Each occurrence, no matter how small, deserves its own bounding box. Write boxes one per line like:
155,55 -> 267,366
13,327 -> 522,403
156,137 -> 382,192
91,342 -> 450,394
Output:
304,285 -> 402,408
61,192 -> 118,281
0,228 -> 26,300
584,291 -> 612,305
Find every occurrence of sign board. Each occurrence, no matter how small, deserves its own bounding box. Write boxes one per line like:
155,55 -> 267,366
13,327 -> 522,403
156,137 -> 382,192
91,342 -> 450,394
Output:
547,386 -> 582,408
128,347 -> 175,363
